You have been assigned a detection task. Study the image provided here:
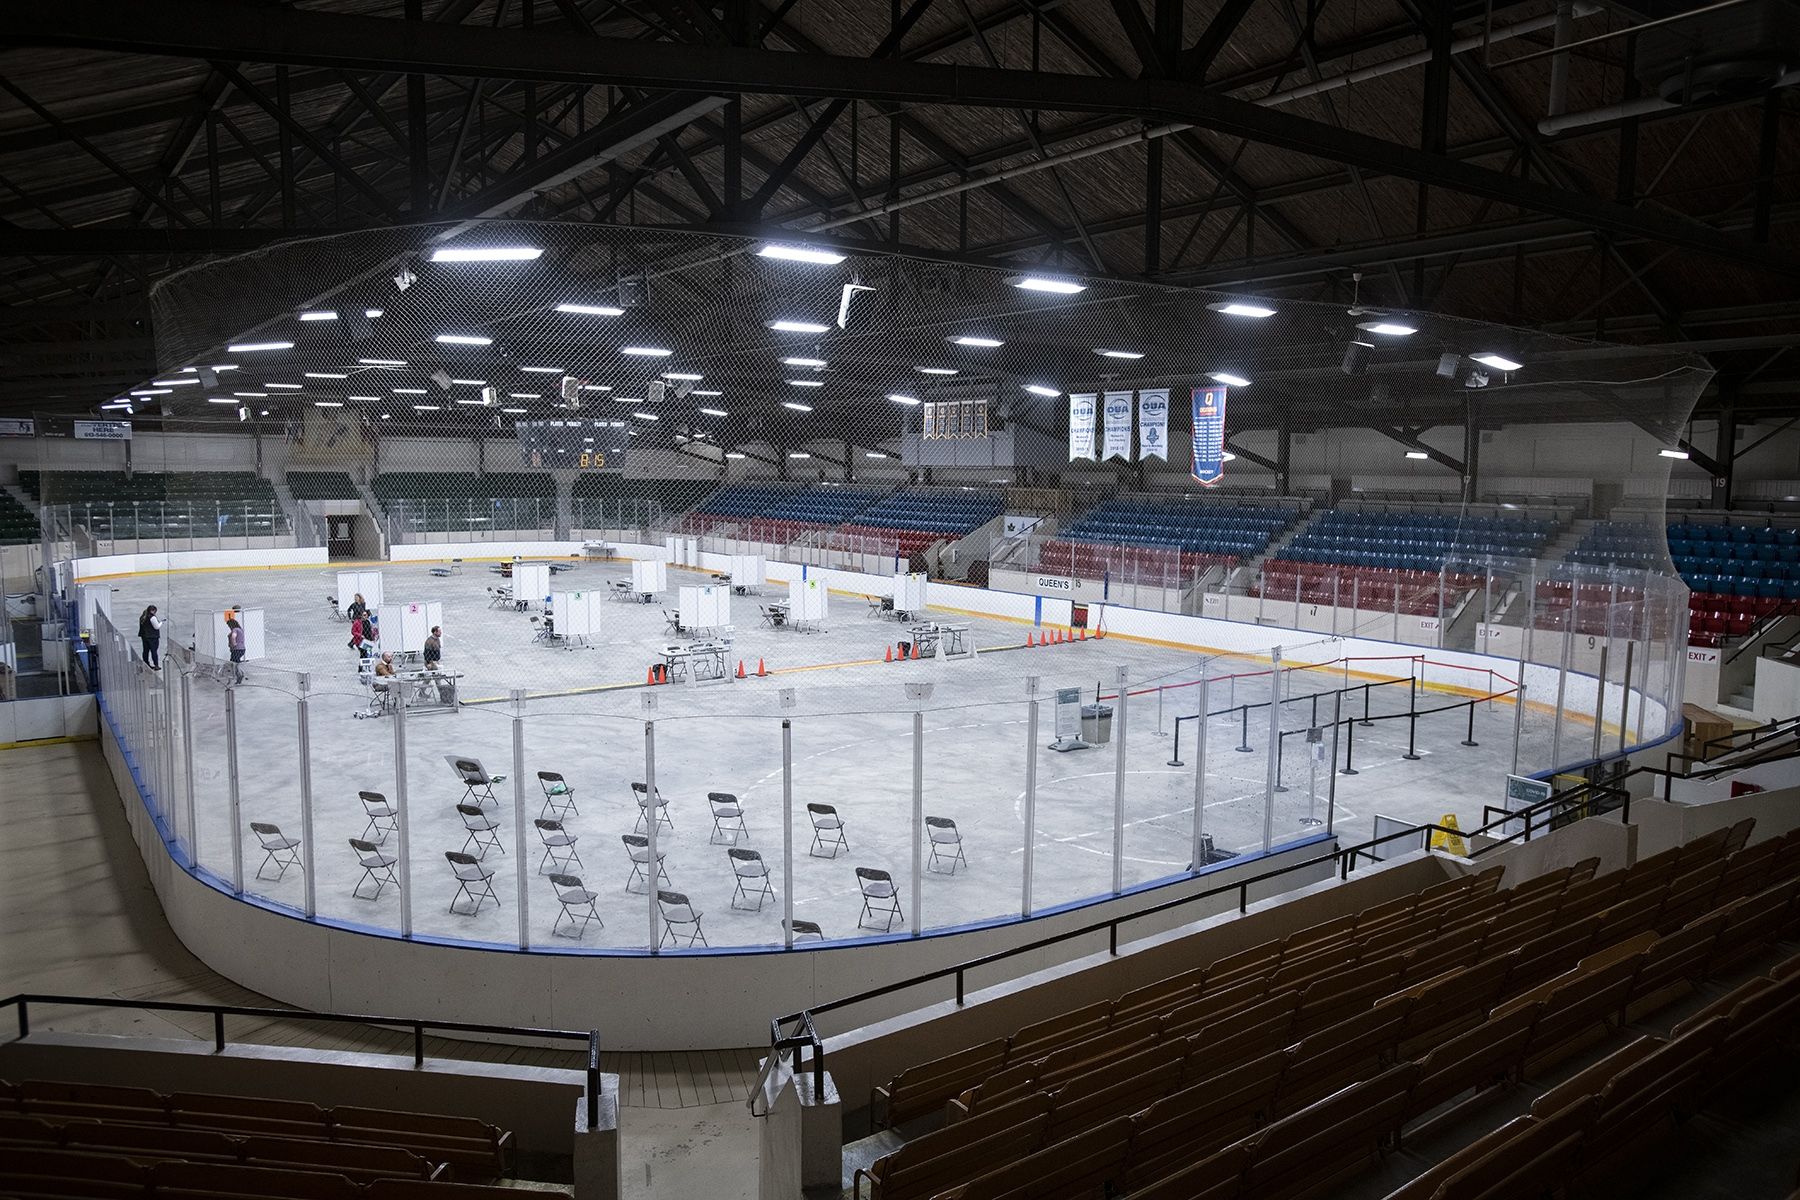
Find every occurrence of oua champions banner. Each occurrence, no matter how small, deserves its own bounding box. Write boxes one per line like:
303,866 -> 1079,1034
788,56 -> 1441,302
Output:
1068,393 -> 1098,461
1102,391 -> 1134,461
1138,389 -> 1169,460
1191,385 -> 1228,485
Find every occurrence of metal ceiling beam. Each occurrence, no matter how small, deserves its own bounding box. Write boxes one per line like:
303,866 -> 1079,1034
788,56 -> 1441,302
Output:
1178,0 -> 1256,81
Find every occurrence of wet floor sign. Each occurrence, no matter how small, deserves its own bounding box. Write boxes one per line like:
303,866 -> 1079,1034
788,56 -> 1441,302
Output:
1431,813 -> 1467,856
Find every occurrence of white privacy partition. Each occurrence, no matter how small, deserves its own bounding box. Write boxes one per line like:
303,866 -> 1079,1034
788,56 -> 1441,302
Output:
552,589 -> 602,644
77,582 -> 112,634
378,601 -> 444,653
192,608 -> 265,662
335,570 -> 384,615
893,571 -> 928,614
632,559 -> 668,595
789,577 -> 829,629
729,554 -> 767,588
678,584 -> 731,631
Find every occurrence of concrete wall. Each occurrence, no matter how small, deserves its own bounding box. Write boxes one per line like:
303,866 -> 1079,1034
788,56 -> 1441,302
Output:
0,692 -> 96,745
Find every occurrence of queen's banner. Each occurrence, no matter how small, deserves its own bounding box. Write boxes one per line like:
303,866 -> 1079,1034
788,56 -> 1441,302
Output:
1138,389 -> 1169,460
1102,390 -> 1133,461
1068,393 -> 1098,461
1191,385 -> 1228,485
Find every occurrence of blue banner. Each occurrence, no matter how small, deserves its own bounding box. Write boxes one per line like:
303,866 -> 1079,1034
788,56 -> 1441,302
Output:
1190,385 -> 1228,485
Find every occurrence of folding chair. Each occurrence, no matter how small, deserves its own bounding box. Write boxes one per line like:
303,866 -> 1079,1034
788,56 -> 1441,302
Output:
785,918 -> 825,942
549,874 -> 602,938
358,790 -> 396,843
857,867 -> 903,932
537,770 -> 578,819
621,834 -> 669,894
729,848 -> 774,911
449,757 -> 505,808
534,818 -> 582,874
348,838 -> 398,900
456,803 -> 505,858
632,781 -> 673,833
664,609 -> 686,635
657,890 -> 708,947
444,851 -> 498,914
249,823 -> 301,882
709,791 -> 747,844
926,816 -> 967,875
808,803 -> 849,858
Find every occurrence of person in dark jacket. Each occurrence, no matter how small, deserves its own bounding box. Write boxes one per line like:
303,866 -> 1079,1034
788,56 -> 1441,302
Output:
423,626 -> 443,669
138,604 -> 164,670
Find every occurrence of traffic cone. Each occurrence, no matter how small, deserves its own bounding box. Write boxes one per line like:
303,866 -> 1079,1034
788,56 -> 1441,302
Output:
899,643 -> 910,661
657,664 -> 669,684
736,659 -> 747,679
885,645 -> 894,663
757,658 -> 768,677
1078,627 -> 1087,641
1026,632 -> 1035,648
646,665 -> 656,685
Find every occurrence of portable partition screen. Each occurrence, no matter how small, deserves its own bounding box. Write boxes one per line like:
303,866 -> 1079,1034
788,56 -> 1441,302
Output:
1367,814 -> 1427,862
77,582 -> 111,634
336,570 -> 384,615
632,559 -> 668,594
679,584 -> 731,630
514,563 -> 551,606
553,590 -> 602,638
893,572 -> 928,613
193,608 -> 265,662
378,601 -> 443,653
790,578 -> 829,622
729,555 -> 767,588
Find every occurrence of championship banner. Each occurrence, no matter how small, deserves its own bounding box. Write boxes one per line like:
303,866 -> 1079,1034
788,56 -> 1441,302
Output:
1068,393 -> 1097,461
1191,385 -> 1228,485
1137,389 -> 1169,460
1102,391 -> 1133,461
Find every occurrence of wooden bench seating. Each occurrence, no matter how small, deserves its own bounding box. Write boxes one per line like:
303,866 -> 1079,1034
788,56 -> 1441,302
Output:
150,1160 -> 362,1199
329,1107 -> 512,1177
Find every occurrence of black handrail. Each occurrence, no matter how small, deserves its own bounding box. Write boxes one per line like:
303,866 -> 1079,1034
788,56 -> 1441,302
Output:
2,993 -> 603,1130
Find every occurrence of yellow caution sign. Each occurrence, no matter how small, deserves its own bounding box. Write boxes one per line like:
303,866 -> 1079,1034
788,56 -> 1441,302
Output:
1430,813 -> 1467,856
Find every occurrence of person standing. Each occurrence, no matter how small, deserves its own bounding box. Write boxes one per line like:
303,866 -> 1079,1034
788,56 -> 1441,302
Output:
348,613 -> 370,659
347,593 -> 368,623
423,625 -> 443,670
138,604 -> 164,670
226,617 -> 247,683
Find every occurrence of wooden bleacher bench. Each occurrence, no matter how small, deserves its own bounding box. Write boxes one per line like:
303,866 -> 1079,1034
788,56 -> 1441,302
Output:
932,1114 -> 1134,1200
328,1106 -> 513,1177
872,1038 -> 1008,1129
13,1079 -> 166,1123
0,1145 -> 152,1199
150,1159 -> 360,1199
242,1135 -> 442,1182
365,1179 -> 548,1198
853,1105 -> 1050,1200
168,1091 -> 332,1139
1381,1100 -> 1598,1200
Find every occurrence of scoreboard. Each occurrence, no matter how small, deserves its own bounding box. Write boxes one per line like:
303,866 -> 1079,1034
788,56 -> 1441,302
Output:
516,418 -> 631,470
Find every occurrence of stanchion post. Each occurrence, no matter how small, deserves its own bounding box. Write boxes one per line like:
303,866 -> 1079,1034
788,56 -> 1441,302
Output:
1461,699 -> 1479,747
1023,680 -> 1038,916
1273,730 -> 1287,793
1341,716 -> 1359,775
1361,683 -> 1374,727
297,673 -> 316,918
1191,675 -> 1209,870
225,682 -> 244,895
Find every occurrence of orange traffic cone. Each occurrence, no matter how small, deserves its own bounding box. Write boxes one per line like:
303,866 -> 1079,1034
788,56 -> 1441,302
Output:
757,658 -> 768,677
1026,632 -> 1036,647
899,643 -> 910,660
736,659 -> 747,679
657,664 -> 669,684
885,645 -> 894,663
646,665 -> 656,685
1078,627 -> 1087,641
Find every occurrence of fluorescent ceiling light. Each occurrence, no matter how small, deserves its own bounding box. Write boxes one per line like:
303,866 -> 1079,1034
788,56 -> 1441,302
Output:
265,383 -> 303,389
130,389 -> 170,396
501,407 -> 528,414
314,400 -> 345,407
348,395 -> 380,401
787,379 -> 824,387
556,302 -> 625,316
519,365 -> 563,373
205,397 -> 237,405
581,385 -> 613,392
435,334 -> 492,346
228,341 -> 292,352
916,366 -> 958,375
662,372 -> 704,381
1659,448 -> 1690,460
887,394 -> 920,406
393,387 -> 428,395
1096,349 -> 1144,359
449,378 -> 487,386
1022,384 -> 1060,397
1471,353 -> 1523,372
299,310 -> 338,321
1358,321 -> 1417,337
1405,450 -> 1430,460
1221,452 -> 1237,463
788,451 -> 812,459
621,346 -> 673,357
1208,301 -> 1276,318
633,412 -> 660,421
782,401 -> 813,412
305,371 -> 349,379
691,389 -> 722,396
358,358 -> 407,367
509,392 -> 541,399
864,451 -> 889,459
699,407 -> 729,417
455,398 -> 489,405
949,335 -> 1004,347
429,246 -> 542,262
151,379 -> 199,387
412,404 -> 441,411
1209,372 -> 1251,388
768,319 -> 831,334
1012,275 -> 1086,295
727,452 -> 747,459
379,413 -> 391,420
756,243 -> 846,265
782,357 -> 826,368
232,392 -> 267,398
364,308 -> 384,318
615,397 -> 643,403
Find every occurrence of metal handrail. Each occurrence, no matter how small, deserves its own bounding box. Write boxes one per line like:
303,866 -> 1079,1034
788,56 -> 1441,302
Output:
2,992 -> 603,1129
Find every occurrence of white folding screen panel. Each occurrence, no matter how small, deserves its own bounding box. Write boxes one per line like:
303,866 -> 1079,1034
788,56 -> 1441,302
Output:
193,609 -> 265,661
632,559 -> 668,593
514,563 -> 552,605
679,585 -> 731,629
893,572 -> 928,612
553,591 -> 600,638
790,578 -> 829,621
729,554 -> 767,586
378,601 -> 442,653
77,583 -> 111,633
336,570 -> 384,614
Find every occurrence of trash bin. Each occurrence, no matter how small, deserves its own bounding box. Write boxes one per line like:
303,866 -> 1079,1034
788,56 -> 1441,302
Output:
1081,703 -> 1114,745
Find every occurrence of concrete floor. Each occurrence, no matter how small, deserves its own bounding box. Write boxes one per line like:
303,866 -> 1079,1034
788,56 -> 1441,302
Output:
103,560 -> 1591,950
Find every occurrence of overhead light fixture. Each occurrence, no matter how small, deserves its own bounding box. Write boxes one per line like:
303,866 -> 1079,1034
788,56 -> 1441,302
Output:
228,341 -> 293,352
314,400 -> 345,408
299,310 -> 338,322
348,395 -> 380,401
691,389 -> 722,396
837,280 -> 875,330
726,452 -> 747,459
509,392 -> 541,399
205,397 -> 237,405
1209,372 -> 1251,388
519,365 -> 563,374
1472,352 -> 1523,372
556,302 -> 625,316
1012,275 -> 1086,295
782,357 -> 826,368
265,383 -> 303,390
1659,448 -> 1690,460
1096,349 -> 1144,359
364,308 -> 384,318
788,451 -> 812,459
621,345 -> 673,357
429,246 -> 543,262
581,385 -> 613,392
232,391 -> 268,398
949,335 -> 1004,347
864,451 -> 889,459
449,378 -> 487,386
305,371 -> 349,379
916,367 -> 957,376
379,413 -> 391,420
435,334 -> 492,346
1207,301 -> 1277,318
782,401 -> 813,412
1405,450 -> 1430,460
663,372 -> 704,381
151,379 -> 199,387
393,387 -> 428,395
887,394 -> 921,406
787,379 -> 824,387
412,404 -> 441,411
1220,452 -> 1237,463
699,407 -> 729,417
633,411 -> 660,421
455,398 -> 489,406
768,319 -> 831,334
756,243 -> 847,265
1023,384 -> 1060,397
207,364 -> 240,372
501,407 -> 529,414
392,267 -> 417,292
130,389 -> 171,396
1359,321 -> 1417,337
358,358 -> 407,367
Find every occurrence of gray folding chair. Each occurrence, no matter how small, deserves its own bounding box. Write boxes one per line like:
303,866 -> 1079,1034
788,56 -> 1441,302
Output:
856,867 -> 903,932
728,848 -> 774,911
549,874 -> 602,938
456,803 -> 504,858
709,792 -> 747,845
359,790 -> 396,843
784,918 -> 825,942
538,770 -> 578,819
249,823 -> 301,882
445,851 -> 498,914
926,816 -> 967,874
632,781 -> 673,833
808,803 -> 848,858
449,757 -> 505,807
621,834 -> 669,894
657,890 -> 707,948
534,817 -> 582,874
348,838 -> 398,900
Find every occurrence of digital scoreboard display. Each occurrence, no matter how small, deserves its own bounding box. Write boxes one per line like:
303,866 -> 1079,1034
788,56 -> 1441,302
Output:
516,418 -> 631,470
